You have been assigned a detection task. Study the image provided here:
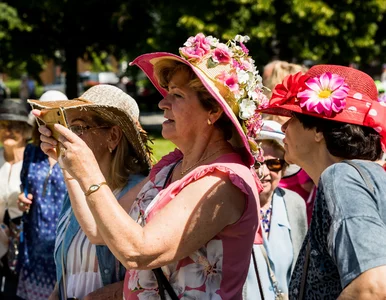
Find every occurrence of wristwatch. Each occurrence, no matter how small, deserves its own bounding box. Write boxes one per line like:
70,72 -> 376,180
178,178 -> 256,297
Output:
84,181 -> 108,196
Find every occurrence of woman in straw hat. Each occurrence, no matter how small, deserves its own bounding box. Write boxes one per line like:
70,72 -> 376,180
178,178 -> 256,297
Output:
31,85 -> 151,300
0,98 -> 32,299
261,65 -> 386,298
16,91 -> 68,300
36,33 -> 266,299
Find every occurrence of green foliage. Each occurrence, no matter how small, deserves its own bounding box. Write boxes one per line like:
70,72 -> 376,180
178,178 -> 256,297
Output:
1,0 -> 386,94
149,134 -> 175,162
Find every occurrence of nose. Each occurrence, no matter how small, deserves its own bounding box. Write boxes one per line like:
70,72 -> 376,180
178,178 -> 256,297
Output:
158,94 -> 172,111
281,119 -> 289,133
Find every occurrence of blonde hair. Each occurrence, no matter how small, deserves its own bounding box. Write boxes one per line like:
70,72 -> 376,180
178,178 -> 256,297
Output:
263,60 -> 308,99
91,114 -> 147,191
154,59 -> 233,139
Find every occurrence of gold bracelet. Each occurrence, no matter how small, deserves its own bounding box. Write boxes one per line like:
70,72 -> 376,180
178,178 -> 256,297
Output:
84,181 -> 108,196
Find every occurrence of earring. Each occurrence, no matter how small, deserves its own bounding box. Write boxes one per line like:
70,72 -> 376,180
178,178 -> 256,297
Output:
207,119 -> 212,125
108,147 -> 113,153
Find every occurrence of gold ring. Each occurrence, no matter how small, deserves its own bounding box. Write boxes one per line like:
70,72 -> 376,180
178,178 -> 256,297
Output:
19,202 -> 24,207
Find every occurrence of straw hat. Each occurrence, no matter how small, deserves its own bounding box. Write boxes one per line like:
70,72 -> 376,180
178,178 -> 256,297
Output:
28,84 -> 152,170
131,33 -> 268,166
261,65 -> 386,150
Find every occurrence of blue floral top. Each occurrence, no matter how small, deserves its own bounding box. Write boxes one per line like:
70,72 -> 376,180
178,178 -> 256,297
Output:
17,144 -> 67,300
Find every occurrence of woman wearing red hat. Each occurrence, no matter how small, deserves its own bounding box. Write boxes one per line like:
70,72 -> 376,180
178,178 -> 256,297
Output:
262,65 -> 386,299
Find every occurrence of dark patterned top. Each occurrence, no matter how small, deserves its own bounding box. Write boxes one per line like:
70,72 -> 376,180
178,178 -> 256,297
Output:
289,160 -> 386,299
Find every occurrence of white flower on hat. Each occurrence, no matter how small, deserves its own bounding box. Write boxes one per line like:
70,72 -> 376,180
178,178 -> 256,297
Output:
237,70 -> 250,84
239,99 -> 257,120
206,36 -> 219,47
234,35 -> 250,43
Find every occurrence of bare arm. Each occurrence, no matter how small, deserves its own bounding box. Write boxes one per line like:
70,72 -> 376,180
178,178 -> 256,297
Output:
82,170 -> 245,270
338,265 -> 386,299
64,165 -> 149,245
38,121 -> 246,269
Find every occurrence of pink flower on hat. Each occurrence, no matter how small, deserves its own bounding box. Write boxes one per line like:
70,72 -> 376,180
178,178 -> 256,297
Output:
217,71 -> 240,96
180,33 -> 211,61
297,72 -> 349,117
212,43 -> 232,64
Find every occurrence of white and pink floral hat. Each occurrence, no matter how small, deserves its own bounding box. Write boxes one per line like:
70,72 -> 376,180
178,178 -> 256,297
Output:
261,64 -> 386,151
131,33 -> 268,166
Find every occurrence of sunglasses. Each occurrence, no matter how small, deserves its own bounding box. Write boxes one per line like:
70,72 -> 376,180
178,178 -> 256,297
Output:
254,158 -> 286,172
69,125 -> 110,136
0,121 -> 27,132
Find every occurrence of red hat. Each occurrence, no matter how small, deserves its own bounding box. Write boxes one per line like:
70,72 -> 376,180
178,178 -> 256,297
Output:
261,65 -> 386,150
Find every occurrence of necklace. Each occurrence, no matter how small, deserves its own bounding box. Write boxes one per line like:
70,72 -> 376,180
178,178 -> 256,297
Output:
180,147 -> 228,176
260,203 -> 273,233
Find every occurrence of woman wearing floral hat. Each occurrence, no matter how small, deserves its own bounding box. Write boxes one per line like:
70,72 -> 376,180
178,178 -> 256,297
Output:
262,66 -> 386,299
36,33 -> 266,299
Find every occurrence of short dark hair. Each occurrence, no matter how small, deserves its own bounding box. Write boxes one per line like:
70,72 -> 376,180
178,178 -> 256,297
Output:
294,113 -> 382,161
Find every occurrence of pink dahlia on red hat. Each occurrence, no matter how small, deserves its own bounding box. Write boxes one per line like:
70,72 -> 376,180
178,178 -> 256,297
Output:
297,72 -> 349,117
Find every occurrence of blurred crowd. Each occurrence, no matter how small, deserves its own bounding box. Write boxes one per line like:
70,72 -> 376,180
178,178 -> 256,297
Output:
0,33 -> 385,300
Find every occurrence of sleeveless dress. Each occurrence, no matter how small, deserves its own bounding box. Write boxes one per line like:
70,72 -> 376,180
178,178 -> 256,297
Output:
123,149 -> 262,300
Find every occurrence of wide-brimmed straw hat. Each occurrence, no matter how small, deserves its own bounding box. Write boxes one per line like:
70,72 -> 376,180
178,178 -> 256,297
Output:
261,65 -> 386,150
0,98 -> 30,124
131,33 -> 268,166
28,84 -> 152,170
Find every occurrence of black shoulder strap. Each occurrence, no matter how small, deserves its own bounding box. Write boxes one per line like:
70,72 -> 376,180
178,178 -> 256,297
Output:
151,160 -> 181,300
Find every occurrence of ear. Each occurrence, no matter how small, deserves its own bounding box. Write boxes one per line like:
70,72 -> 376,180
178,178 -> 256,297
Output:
108,126 -> 123,151
314,129 -> 324,143
208,106 -> 224,124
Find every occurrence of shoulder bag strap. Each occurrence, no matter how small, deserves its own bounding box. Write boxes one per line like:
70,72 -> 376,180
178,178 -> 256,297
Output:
252,247 -> 265,300
259,245 -> 283,297
151,161 -> 180,300
341,160 -> 374,193
298,236 -> 311,300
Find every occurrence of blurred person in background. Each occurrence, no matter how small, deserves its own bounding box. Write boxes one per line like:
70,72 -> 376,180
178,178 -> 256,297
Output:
16,91 -> 69,300
243,120 -> 307,300
31,85 -> 151,300
262,64 -> 386,298
262,60 -> 316,223
37,33 -> 264,299
0,99 -> 31,299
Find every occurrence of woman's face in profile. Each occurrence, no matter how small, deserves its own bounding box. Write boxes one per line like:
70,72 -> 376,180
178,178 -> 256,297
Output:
158,70 -> 209,146
0,120 -> 28,148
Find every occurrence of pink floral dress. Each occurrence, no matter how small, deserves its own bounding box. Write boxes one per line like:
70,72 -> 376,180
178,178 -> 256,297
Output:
123,149 -> 262,299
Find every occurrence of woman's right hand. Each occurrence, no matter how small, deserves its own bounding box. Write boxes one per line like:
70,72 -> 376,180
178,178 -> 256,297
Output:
17,193 -> 33,212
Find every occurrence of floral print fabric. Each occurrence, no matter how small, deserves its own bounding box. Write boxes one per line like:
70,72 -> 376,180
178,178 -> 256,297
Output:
123,149 -> 261,299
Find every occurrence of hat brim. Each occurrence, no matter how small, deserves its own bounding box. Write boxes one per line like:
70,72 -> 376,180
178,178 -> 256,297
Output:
0,113 -> 30,124
28,99 -> 152,170
131,52 -> 254,166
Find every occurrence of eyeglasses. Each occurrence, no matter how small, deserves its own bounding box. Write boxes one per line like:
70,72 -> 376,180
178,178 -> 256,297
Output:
69,125 -> 110,136
0,121 -> 27,132
254,158 -> 286,172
